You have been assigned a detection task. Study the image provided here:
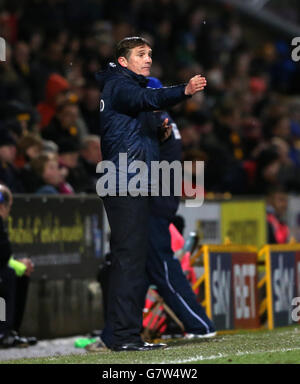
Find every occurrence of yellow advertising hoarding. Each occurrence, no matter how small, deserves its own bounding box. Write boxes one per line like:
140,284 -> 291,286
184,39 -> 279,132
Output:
221,200 -> 267,248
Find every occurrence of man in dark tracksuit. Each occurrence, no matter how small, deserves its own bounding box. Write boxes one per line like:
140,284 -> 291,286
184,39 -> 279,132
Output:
146,78 -> 216,338
94,37 -> 207,351
0,187 -> 15,342
0,185 -> 34,348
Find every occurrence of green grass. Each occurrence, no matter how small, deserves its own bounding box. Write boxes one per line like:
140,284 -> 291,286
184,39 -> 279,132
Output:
200,350 -> 300,364
2,326 -> 300,364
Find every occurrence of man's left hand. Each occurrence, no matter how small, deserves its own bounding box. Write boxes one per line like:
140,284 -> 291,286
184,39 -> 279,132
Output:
159,118 -> 172,143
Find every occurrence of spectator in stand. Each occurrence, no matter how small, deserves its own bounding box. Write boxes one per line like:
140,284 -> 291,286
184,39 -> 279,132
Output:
79,82 -> 101,136
0,100 -> 37,140
250,148 -> 281,195
12,41 -> 33,105
214,101 -> 243,161
264,114 -> 291,141
271,137 -> 300,193
179,121 -> 200,152
80,136 -> 101,179
241,117 -> 263,160
42,102 -> 83,149
15,133 -> 43,169
0,43 -> 30,104
266,186 -> 290,244
17,133 -> 44,192
58,140 -> 79,170
0,0 -> 299,197
37,73 -> 71,130
0,128 -> 24,193
57,140 -> 82,194
29,152 -> 72,195
67,135 -> 101,193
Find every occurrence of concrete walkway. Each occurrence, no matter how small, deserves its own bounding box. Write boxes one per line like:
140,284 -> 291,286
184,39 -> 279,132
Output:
0,336 -> 88,362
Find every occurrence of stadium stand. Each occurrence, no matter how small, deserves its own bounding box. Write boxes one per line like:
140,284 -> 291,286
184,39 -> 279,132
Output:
0,0 -> 299,196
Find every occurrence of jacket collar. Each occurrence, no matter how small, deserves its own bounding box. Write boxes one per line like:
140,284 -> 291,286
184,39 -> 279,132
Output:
95,62 -> 149,91
116,62 -> 149,88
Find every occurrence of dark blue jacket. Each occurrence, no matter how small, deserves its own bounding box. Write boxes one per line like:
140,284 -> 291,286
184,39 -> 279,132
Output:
95,63 -> 189,193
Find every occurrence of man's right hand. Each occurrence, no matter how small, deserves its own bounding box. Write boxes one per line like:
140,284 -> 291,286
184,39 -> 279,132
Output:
19,258 -> 34,277
184,75 -> 207,96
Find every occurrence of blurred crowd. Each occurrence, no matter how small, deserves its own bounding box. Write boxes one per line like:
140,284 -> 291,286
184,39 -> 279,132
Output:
0,0 -> 300,196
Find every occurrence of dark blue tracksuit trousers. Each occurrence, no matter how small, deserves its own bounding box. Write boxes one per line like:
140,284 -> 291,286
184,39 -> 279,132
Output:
146,215 -> 215,335
101,196 -> 150,348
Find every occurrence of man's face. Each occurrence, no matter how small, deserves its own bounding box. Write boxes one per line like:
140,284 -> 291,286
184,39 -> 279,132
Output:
119,44 -> 152,76
43,159 -> 62,186
27,145 -> 42,160
0,145 -> 17,164
58,105 -> 79,129
271,192 -> 288,218
81,140 -> 102,164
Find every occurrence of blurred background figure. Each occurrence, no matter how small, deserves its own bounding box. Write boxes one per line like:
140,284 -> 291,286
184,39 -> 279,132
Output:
42,102 -> 82,146
67,135 -> 101,193
0,184 -> 37,348
79,82 -> 101,136
0,128 -> 24,193
266,186 -> 290,244
29,152 -> 73,195
16,133 -> 43,169
37,73 -> 71,129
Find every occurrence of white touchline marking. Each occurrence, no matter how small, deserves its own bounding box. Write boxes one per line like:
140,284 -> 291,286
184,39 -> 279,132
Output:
160,347 -> 300,364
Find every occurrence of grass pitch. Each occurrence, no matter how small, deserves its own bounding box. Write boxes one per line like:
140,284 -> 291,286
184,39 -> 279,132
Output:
1,326 -> 300,364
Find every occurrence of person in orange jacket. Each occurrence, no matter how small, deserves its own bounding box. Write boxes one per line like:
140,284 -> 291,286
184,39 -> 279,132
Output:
37,73 -> 71,130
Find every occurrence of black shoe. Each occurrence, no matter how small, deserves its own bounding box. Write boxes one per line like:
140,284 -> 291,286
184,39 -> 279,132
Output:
0,331 -> 29,349
111,341 -> 167,352
12,331 -> 38,346
26,336 -> 38,346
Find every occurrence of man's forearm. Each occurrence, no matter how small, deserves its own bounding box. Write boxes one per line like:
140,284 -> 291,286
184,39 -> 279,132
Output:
112,81 -> 190,113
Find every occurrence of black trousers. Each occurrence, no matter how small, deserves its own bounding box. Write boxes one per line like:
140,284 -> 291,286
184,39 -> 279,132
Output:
101,195 -> 150,347
0,266 -> 30,336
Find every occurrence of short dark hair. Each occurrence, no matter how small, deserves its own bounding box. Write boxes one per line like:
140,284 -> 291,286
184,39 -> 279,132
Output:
115,37 -> 151,61
30,152 -> 57,179
266,185 -> 287,197
18,133 -> 43,155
